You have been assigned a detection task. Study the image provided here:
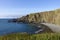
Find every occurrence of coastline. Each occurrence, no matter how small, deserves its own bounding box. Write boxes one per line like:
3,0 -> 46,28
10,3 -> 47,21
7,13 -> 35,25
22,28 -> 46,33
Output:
28,23 -> 54,34
8,18 -> 54,34
35,24 -> 54,33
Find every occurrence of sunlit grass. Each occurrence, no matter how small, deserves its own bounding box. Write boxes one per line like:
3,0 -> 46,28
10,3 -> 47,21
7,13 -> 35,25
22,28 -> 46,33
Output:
0,33 -> 60,40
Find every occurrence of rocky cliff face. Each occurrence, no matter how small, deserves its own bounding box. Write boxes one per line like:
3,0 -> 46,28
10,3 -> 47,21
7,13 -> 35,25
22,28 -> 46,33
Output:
15,9 -> 60,25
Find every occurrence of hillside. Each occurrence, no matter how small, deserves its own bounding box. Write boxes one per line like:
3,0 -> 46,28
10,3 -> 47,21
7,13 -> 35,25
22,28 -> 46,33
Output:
0,33 -> 60,40
12,9 -> 60,25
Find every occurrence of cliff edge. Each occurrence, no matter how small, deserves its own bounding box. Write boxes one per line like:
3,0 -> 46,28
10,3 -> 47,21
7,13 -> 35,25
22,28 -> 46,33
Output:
12,9 -> 60,25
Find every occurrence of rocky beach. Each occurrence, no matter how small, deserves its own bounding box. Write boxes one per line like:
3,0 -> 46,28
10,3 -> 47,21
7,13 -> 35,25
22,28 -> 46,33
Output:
9,9 -> 60,33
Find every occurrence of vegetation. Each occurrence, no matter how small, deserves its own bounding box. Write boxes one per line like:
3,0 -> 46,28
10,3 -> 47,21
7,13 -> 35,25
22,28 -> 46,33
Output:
8,9 -> 60,40
11,9 -> 60,25
0,33 -> 60,40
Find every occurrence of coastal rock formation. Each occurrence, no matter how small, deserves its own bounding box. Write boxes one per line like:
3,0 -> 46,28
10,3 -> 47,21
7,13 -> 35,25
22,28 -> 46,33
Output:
12,9 -> 60,25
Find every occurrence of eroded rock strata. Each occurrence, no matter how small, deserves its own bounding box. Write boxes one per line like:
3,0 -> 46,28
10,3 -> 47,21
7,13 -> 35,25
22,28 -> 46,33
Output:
12,9 -> 60,25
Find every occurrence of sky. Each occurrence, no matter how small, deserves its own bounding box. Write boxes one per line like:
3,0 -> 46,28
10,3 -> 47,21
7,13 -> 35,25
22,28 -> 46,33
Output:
0,0 -> 60,18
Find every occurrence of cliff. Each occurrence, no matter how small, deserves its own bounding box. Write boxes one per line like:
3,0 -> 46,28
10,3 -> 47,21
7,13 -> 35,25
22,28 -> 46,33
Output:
13,9 -> 60,25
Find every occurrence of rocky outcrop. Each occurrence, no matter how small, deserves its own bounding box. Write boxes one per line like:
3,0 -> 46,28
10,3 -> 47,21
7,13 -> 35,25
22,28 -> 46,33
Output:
12,9 -> 60,25
8,19 -> 17,23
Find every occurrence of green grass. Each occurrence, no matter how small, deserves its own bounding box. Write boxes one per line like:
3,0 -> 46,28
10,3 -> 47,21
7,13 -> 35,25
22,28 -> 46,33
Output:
0,33 -> 60,40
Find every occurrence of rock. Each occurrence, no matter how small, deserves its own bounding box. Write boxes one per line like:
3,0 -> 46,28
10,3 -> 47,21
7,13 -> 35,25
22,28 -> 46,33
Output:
11,9 -> 60,25
8,19 -> 17,23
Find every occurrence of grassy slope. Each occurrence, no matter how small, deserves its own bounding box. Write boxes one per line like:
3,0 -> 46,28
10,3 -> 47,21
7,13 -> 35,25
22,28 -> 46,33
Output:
0,33 -> 60,40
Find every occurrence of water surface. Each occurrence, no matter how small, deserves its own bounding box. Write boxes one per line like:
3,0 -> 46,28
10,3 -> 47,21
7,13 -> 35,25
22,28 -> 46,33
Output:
0,19 -> 39,35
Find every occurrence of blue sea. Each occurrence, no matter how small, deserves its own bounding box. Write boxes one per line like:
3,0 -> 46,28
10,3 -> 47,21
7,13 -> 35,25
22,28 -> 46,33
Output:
0,19 -> 39,35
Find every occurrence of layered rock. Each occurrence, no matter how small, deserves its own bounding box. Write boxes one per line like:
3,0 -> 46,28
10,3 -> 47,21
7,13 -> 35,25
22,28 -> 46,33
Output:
12,9 -> 60,25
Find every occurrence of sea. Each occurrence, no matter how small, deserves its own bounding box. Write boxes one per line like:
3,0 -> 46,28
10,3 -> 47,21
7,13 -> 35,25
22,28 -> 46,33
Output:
0,19 -> 40,35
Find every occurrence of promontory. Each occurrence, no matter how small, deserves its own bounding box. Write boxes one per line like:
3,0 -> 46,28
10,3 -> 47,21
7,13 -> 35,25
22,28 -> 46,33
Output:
10,9 -> 60,25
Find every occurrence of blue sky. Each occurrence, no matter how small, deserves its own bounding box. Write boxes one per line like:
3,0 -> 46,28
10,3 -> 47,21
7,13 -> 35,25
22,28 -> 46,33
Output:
0,0 -> 60,18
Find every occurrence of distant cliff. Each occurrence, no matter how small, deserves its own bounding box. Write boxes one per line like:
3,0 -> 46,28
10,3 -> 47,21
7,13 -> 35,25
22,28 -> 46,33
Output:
12,9 -> 60,25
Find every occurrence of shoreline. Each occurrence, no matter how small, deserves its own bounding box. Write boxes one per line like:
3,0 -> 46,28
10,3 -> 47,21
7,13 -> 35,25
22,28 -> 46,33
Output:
29,23 -> 54,34
8,19 -> 54,34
